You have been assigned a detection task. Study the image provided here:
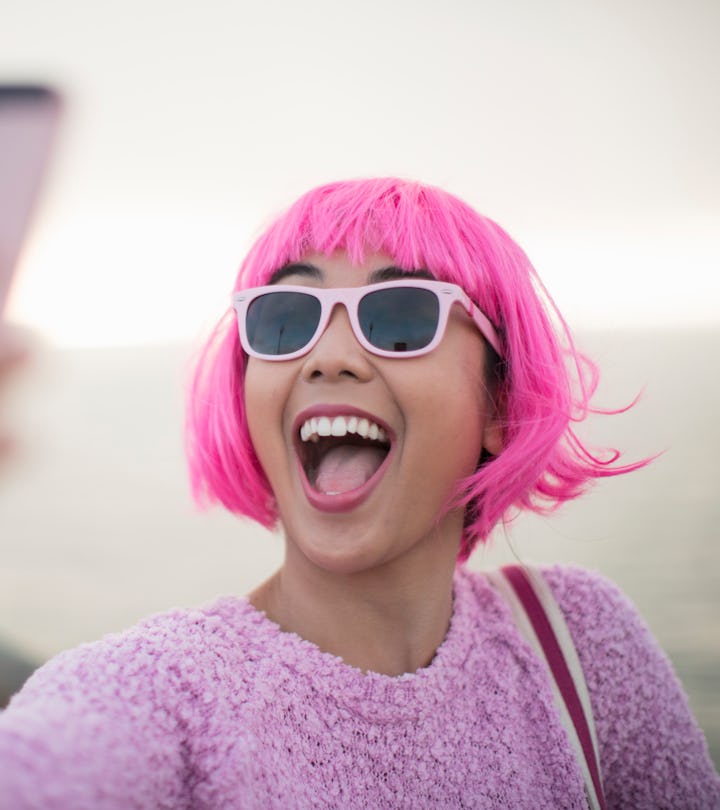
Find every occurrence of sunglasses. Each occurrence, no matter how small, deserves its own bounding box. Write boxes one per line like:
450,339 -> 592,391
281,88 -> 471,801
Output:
232,279 -> 503,361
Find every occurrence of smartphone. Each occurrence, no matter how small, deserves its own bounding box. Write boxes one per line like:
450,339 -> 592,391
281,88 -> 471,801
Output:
0,84 -> 62,316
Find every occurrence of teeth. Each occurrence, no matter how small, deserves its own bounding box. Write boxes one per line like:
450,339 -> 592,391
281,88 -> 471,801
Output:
299,415 -> 389,444
302,417 -> 321,443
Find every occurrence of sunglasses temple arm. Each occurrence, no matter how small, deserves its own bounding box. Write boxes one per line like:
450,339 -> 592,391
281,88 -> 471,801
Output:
466,299 -> 503,358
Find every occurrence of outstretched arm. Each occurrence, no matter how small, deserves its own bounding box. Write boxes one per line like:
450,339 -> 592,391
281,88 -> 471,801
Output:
0,629 -> 190,809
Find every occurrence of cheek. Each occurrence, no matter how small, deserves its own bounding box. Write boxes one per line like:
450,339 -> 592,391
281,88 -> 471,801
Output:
398,364 -> 488,492
429,393 -> 486,478
243,361 -> 289,473
423,348 -> 490,476
243,362 -> 266,436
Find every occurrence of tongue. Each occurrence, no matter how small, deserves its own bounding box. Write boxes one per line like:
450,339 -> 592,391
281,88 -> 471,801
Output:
314,444 -> 386,495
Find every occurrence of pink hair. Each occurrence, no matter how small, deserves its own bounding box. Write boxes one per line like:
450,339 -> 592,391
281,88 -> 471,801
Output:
186,178 -> 647,560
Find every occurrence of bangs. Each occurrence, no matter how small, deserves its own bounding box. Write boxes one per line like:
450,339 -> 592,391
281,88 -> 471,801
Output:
234,179 -> 504,328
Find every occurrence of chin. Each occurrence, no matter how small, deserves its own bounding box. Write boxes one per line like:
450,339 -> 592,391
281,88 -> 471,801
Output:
283,520 -> 403,578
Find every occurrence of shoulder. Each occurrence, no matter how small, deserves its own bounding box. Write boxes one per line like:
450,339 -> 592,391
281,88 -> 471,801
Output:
466,563 -> 652,647
458,562 -> 633,623
539,564 -> 644,636
472,563 -> 668,690
533,564 -> 685,720
536,563 -> 662,670
539,563 -> 636,617
463,563 -> 682,746
534,566 -> 720,807
469,564 -> 720,806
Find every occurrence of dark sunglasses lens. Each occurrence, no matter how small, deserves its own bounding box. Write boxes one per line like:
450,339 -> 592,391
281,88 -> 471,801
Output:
358,287 -> 439,352
246,292 -> 321,356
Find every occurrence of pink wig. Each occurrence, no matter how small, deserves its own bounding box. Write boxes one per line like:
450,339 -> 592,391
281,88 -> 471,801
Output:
187,178 -> 645,560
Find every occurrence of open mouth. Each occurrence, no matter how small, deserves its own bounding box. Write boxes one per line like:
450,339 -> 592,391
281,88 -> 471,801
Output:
297,415 -> 392,496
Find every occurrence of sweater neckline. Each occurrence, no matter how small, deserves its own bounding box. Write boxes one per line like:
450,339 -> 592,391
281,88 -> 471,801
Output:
217,567 -> 490,721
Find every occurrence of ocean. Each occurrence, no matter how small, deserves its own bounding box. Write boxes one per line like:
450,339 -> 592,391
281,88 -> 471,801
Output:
0,329 -> 718,766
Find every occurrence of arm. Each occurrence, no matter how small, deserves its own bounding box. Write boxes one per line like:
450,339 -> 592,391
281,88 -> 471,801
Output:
543,565 -> 720,810
0,324 -> 28,463
0,627 -> 190,809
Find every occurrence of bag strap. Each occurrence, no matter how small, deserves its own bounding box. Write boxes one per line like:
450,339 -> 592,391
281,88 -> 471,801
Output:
485,564 -> 607,810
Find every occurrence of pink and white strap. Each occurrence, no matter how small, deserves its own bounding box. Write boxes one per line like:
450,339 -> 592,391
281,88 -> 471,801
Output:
486,564 -> 607,810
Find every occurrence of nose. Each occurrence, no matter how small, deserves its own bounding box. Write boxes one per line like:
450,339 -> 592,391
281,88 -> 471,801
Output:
301,303 -> 374,382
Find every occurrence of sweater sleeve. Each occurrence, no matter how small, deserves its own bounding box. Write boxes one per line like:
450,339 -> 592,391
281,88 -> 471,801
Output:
542,565 -> 720,810
0,622 -> 191,810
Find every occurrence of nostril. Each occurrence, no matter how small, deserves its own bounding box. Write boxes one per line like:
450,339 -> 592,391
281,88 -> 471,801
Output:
308,367 -> 360,381
300,309 -> 375,382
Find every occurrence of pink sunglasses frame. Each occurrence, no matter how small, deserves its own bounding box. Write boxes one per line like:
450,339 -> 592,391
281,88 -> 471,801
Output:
232,279 -> 503,361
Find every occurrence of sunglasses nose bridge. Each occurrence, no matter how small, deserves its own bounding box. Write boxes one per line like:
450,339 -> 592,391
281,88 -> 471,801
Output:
299,295 -> 376,380
316,297 -> 359,346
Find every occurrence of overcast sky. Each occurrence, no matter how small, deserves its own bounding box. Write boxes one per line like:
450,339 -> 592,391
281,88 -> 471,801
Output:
3,0 -> 719,346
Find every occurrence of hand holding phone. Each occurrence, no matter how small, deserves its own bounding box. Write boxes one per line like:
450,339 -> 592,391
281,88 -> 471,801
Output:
0,84 -> 62,316
0,84 -> 61,463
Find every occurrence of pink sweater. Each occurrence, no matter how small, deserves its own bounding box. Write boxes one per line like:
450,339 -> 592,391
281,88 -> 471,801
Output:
0,565 -> 718,809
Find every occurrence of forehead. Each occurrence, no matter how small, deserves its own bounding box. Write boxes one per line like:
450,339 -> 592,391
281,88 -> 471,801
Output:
268,251 -> 436,288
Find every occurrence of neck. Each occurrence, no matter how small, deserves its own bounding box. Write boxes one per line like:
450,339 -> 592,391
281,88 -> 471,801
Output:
249,528 -> 460,677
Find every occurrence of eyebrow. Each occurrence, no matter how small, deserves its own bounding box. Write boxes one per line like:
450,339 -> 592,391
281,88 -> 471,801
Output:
368,266 -> 435,282
267,263 -> 435,285
267,263 -> 322,285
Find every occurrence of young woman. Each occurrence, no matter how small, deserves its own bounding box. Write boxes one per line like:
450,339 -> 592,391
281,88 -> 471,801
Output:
1,178 -> 718,808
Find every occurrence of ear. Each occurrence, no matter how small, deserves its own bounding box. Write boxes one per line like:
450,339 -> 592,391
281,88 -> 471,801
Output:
480,366 -> 504,457
481,415 -> 503,457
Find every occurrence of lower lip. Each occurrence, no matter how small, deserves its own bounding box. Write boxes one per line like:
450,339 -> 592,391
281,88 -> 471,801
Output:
297,448 -> 393,513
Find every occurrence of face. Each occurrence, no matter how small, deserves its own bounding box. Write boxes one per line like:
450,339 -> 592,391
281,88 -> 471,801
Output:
243,251 -> 502,577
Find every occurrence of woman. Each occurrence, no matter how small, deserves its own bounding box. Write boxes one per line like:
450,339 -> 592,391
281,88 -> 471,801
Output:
1,178 -> 718,808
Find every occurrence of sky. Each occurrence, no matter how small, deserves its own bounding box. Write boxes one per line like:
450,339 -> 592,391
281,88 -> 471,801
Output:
2,0 -> 719,347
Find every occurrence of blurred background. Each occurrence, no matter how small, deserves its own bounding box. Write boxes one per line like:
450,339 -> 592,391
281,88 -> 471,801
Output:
1,0 -> 718,766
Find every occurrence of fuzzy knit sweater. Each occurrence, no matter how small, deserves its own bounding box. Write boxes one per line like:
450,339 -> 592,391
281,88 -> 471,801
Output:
0,565 -> 718,809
